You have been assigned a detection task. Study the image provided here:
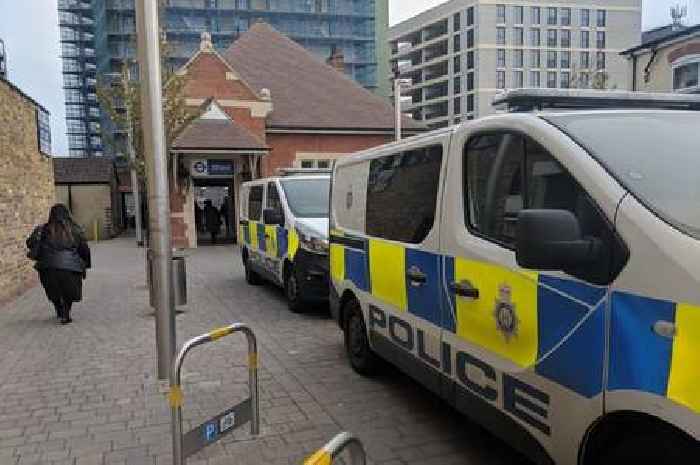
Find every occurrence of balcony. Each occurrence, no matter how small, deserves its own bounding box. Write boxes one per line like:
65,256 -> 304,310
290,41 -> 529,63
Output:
423,19 -> 448,42
424,61 -> 449,82
423,39 -> 448,63
58,0 -> 91,10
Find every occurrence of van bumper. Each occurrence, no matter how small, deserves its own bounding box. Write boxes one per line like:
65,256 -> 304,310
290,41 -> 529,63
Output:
294,249 -> 329,303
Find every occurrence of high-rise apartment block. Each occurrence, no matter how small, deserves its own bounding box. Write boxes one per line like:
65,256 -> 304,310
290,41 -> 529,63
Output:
58,0 -> 389,157
390,0 -> 642,129
0,38 -> 7,79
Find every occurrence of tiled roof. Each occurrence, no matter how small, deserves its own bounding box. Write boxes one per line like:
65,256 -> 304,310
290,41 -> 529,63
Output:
622,24 -> 700,55
53,157 -> 115,184
172,119 -> 268,151
222,22 -> 425,132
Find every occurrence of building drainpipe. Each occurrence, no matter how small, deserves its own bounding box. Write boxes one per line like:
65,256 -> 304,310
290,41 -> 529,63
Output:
632,54 -> 638,91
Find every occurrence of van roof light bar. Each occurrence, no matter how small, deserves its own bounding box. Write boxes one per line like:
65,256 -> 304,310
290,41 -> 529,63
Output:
277,168 -> 332,177
493,89 -> 700,112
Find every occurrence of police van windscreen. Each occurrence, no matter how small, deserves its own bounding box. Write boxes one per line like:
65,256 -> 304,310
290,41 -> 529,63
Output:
545,112 -> 700,239
281,178 -> 330,218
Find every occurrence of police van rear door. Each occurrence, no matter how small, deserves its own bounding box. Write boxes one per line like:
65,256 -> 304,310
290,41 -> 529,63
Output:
439,116 -> 626,464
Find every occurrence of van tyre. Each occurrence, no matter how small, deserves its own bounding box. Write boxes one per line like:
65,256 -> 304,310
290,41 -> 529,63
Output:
344,300 -> 379,376
244,256 -> 262,286
597,432 -> 699,465
284,264 -> 304,313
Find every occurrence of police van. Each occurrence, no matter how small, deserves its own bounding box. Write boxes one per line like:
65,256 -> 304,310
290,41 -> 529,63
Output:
329,90 -> 700,464
240,170 -> 330,311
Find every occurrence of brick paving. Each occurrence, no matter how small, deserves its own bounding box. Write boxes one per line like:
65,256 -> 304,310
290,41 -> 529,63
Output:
0,238 -> 529,465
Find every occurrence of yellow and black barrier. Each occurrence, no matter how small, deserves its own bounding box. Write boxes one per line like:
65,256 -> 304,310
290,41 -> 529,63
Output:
304,432 -> 367,465
169,323 -> 259,465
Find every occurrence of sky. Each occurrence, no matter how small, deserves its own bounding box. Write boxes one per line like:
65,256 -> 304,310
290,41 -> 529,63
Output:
1,0 -> 698,157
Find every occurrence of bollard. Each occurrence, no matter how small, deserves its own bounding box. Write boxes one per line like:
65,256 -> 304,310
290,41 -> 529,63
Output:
169,323 -> 259,465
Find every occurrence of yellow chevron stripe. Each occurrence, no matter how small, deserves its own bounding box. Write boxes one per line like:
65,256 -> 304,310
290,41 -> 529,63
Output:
667,303 -> 700,413
249,222 -> 258,249
330,244 -> 345,282
288,227 -> 299,260
265,225 -> 278,257
369,240 -> 406,312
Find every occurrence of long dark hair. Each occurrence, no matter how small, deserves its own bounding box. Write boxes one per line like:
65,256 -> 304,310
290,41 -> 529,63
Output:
46,204 -> 77,247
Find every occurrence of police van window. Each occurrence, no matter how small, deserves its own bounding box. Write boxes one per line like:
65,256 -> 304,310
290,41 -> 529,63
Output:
248,185 -> 263,221
267,182 -> 283,215
366,145 -> 443,244
465,133 -> 609,250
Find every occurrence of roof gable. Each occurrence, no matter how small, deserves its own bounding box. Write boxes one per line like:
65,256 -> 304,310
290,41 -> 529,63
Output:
222,22 -> 424,132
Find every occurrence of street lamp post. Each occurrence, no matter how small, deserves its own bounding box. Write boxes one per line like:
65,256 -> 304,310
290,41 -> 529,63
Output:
135,0 -> 176,381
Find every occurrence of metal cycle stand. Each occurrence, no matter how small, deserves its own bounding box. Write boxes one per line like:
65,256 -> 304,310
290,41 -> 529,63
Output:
304,432 -> 367,465
169,324 -> 260,465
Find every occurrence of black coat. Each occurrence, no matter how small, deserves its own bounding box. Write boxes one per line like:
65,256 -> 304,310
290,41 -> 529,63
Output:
27,224 -> 91,274
204,205 -> 221,232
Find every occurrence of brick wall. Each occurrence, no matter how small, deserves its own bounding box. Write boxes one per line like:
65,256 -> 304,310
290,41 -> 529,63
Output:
263,133 -> 392,176
0,79 -> 55,305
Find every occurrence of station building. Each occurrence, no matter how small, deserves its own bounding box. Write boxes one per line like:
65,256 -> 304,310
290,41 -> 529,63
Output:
170,23 -> 423,248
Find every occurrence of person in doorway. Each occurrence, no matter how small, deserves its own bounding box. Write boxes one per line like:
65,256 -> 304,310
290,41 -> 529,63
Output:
194,201 -> 203,233
26,204 -> 91,324
220,197 -> 230,238
204,199 -> 222,244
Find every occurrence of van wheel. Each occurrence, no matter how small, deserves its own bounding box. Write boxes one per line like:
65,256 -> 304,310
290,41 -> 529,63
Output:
344,300 -> 378,376
598,432 -> 699,464
244,256 -> 262,285
284,265 -> 304,313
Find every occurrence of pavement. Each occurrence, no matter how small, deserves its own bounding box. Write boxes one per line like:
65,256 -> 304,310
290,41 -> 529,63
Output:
0,237 -> 530,465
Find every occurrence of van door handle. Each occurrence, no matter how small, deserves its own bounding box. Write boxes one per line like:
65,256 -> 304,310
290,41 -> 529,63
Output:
406,266 -> 427,286
450,280 -> 479,299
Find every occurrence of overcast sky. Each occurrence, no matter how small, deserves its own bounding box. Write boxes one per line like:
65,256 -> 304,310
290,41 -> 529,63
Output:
1,0 -> 698,156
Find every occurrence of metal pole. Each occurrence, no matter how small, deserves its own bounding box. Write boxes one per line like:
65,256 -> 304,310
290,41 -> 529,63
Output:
135,0 -> 175,381
124,66 -> 143,246
394,78 -> 401,142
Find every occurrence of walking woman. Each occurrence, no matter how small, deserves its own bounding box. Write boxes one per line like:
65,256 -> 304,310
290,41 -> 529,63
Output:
26,204 -> 91,324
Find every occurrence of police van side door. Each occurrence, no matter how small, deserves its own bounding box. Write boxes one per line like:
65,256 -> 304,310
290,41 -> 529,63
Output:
440,119 -> 624,464
246,184 -> 265,271
264,181 -> 285,283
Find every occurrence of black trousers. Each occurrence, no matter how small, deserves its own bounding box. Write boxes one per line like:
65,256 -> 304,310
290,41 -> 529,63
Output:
39,269 -> 82,317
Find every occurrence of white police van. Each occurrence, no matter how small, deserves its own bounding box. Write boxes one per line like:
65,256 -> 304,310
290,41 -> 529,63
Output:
240,170 -> 330,311
329,90 -> 700,464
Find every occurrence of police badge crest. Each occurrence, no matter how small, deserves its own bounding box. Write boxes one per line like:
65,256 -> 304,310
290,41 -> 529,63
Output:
494,284 -> 519,341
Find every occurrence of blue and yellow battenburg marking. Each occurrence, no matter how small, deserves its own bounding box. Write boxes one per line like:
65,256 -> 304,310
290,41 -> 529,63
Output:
241,221 -> 298,260
329,233 -> 700,410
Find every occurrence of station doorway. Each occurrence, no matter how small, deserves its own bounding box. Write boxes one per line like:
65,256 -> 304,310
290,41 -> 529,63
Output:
193,178 -> 235,245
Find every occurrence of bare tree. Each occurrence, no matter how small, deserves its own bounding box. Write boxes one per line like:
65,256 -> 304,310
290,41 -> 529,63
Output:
568,65 -> 617,90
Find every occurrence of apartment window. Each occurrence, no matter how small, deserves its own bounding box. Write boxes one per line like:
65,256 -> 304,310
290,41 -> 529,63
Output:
530,71 -> 541,87
467,93 -> 474,112
454,34 -> 461,52
597,31 -> 606,49
466,72 -> 474,90
561,7 -> 571,26
560,30 -> 570,48
581,9 -> 590,27
560,71 -> 571,88
547,71 -> 557,88
497,4 -> 506,23
467,29 -> 474,48
455,76 -> 461,94
466,51 -> 474,69
581,30 -> 590,48
497,70 -> 506,89
531,7 -> 541,25
467,7 -> 474,26
514,27 -> 524,46
497,27 -> 506,45
497,49 -> 506,68
530,28 -> 541,46
454,97 -> 461,115
513,71 -> 524,88
514,49 -> 523,68
454,55 -> 461,73
597,10 -> 606,27
514,6 -> 524,24
547,7 -> 557,25
596,52 -> 606,70
580,51 -> 590,68
561,51 -> 570,68
547,50 -> 557,68
530,49 -> 541,68
673,61 -> 700,90
454,12 -> 461,31
548,29 -> 557,47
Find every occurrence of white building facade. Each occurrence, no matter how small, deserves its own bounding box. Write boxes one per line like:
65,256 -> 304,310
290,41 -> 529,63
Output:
390,0 -> 642,128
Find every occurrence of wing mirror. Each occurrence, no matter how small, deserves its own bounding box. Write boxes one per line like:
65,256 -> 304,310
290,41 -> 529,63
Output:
516,209 -> 602,271
263,208 -> 284,227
